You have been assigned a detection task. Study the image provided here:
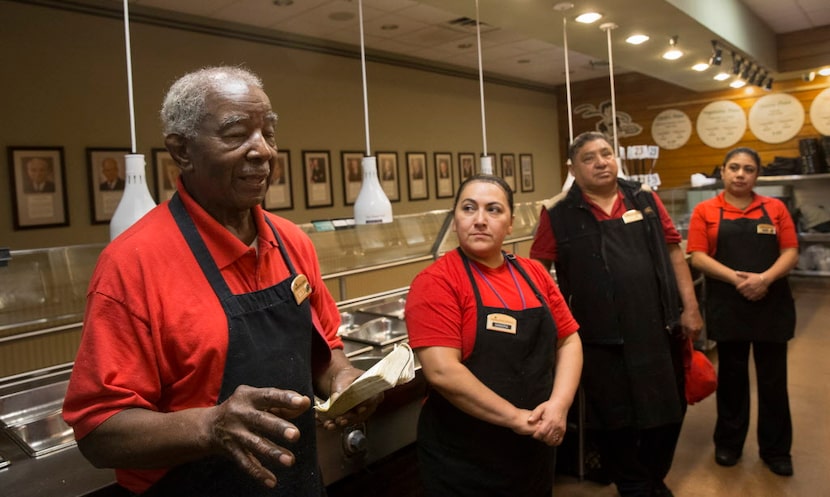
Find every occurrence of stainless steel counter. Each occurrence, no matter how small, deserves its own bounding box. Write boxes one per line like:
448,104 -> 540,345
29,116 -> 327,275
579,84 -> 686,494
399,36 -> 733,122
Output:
0,290 -> 424,497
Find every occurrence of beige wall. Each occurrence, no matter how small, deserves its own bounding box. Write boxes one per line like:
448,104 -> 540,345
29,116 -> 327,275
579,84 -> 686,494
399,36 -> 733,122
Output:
0,2 -> 562,250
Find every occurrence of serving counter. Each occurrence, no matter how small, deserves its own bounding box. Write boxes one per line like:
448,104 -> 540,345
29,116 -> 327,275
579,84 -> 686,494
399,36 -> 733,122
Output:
0,201 -> 546,497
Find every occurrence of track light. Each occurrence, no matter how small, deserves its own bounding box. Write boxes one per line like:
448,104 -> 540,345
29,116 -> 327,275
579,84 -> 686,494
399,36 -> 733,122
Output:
731,52 -> 743,75
764,77 -> 773,91
709,40 -> 722,66
662,35 -> 683,60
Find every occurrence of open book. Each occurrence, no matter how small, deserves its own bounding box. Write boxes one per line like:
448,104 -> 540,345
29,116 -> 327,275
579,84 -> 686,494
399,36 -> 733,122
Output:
315,343 -> 415,419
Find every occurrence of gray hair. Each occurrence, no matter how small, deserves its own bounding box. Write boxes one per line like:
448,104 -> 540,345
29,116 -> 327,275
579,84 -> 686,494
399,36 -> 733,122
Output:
160,66 -> 264,139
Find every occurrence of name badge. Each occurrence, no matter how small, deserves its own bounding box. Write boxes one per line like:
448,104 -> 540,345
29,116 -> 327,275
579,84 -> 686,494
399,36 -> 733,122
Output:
486,313 -> 517,335
291,274 -> 312,305
622,209 -> 644,224
757,224 -> 777,235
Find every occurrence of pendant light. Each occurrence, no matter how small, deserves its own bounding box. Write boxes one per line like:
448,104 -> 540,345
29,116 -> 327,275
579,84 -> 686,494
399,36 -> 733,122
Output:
473,0 -> 492,175
352,0 -> 393,224
599,21 -> 627,178
554,2 -> 576,191
110,0 -> 156,240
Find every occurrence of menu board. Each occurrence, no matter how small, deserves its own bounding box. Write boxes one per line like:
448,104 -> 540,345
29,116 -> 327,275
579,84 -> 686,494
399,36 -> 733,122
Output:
651,109 -> 692,150
810,87 -> 830,136
748,93 -> 805,144
696,100 -> 747,149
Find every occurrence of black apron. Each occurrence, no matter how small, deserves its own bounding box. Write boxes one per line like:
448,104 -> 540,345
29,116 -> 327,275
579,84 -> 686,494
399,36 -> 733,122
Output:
581,207 -> 684,430
141,194 -> 324,496
705,203 -> 795,342
417,250 -> 557,497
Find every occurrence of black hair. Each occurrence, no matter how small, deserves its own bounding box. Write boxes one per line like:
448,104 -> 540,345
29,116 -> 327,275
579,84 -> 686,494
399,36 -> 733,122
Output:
453,174 -> 514,214
568,131 -> 613,164
722,147 -> 761,169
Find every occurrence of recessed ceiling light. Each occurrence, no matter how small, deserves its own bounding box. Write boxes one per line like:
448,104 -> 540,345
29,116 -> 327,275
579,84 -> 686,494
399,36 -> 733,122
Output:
575,12 -> 602,24
692,63 -> 709,71
729,79 -> 747,88
713,72 -> 730,81
819,67 -> 830,76
625,34 -> 649,45
662,49 -> 683,60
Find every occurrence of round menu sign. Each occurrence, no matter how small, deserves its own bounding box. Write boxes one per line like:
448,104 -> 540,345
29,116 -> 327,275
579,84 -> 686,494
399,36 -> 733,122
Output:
696,100 -> 747,149
651,109 -> 692,150
810,87 -> 830,136
749,93 -> 805,143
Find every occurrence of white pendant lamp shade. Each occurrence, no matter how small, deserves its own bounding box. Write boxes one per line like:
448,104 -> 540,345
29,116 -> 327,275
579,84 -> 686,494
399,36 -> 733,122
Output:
353,156 -> 393,224
109,154 -> 156,240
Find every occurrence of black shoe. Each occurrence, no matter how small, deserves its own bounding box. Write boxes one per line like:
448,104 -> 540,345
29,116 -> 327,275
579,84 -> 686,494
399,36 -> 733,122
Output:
764,458 -> 794,476
714,447 -> 740,466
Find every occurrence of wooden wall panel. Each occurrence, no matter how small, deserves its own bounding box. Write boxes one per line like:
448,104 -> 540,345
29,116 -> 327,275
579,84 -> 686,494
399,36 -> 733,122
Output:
778,26 -> 830,73
556,73 -> 830,189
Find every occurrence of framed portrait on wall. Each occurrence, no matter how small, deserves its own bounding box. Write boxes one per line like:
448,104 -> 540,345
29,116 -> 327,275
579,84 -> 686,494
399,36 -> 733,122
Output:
500,153 -> 516,191
341,151 -> 364,206
458,152 -> 475,182
434,152 -> 454,199
519,153 -> 535,193
87,147 -> 130,224
265,150 -> 293,211
153,148 -> 179,203
8,146 -> 69,229
406,152 -> 429,201
303,150 -> 333,208
377,151 -> 400,202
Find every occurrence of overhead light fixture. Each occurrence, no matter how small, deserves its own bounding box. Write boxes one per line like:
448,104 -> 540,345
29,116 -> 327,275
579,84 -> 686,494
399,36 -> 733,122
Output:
819,67 -> 830,77
692,62 -> 709,72
575,12 -> 602,24
731,52 -> 744,75
709,40 -> 723,66
626,34 -> 649,45
730,78 -> 746,89
764,77 -> 774,90
713,72 -> 731,81
662,35 -> 682,60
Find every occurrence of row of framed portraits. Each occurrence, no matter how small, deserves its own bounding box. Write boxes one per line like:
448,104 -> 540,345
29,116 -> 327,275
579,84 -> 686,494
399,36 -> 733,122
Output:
6,146 -> 535,230
263,150 -> 536,211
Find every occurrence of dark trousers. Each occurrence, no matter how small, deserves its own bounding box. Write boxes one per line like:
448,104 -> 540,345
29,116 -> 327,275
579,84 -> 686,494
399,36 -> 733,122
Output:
714,341 -> 792,462
592,422 -> 683,497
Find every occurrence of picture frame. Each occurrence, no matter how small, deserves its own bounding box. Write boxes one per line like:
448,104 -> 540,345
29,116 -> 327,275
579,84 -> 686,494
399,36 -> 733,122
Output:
303,150 -> 333,208
500,153 -> 517,192
341,151 -> 364,206
520,153 -> 535,192
8,146 -> 69,229
153,148 -> 179,203
87,147 -> 130,224
406,152 -> 429,201
264,150 -> 293,211
458,152 -> 475,182
434,152 -> 454,199
376,151 -> 400,202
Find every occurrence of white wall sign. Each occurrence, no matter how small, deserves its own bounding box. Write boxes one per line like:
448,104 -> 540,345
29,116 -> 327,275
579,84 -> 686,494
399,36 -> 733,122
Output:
651,109 -> 692,150
749,93 -> 805,144
696,100 -> 747,149
810,87 -> 830,136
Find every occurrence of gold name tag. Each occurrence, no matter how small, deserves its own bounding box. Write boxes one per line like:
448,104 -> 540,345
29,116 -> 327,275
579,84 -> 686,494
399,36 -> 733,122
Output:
486,313 -> 517,334
622,209 -> 644,224
291,274 -> 312,305
757,224 -> 776,235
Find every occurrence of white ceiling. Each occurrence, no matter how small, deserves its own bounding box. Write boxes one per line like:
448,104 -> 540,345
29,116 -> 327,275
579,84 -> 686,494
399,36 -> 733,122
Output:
94,0 -> 830,92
